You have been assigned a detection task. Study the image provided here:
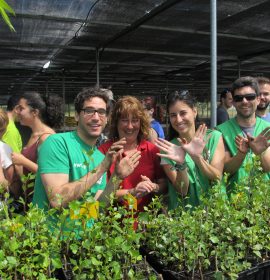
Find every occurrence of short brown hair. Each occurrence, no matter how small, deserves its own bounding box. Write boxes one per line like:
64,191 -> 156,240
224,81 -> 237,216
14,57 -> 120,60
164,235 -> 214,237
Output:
108,96 -> 150,141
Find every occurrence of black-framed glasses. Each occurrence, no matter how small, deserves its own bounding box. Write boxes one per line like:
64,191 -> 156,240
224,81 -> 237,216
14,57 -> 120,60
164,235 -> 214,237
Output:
80,107 -> 107,117
233,93 -> 257,102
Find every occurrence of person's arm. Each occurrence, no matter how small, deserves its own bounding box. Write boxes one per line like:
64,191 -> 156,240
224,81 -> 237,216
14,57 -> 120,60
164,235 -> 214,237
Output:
162,163 -> 190,196
0,164 -> 8,190
42,160 -> 108,208
42,148 -> 141,208
190,136 -> 225,180
148,128 -> 158,144
223,135 -> 248,175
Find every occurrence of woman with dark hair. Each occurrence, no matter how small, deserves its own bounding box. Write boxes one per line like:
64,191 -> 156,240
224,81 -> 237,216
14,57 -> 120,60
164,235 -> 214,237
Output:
11,92 -> 64,202
155,90 -> 225,209
99,96 -> 166,214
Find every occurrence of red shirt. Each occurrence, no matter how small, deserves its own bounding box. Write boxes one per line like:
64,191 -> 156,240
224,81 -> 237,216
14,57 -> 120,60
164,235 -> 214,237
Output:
98,139 -> 165,212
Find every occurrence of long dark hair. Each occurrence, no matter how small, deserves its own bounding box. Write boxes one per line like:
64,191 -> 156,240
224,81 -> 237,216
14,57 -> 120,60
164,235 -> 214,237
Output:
21,91 -> 64,128
166,90 -> 199,141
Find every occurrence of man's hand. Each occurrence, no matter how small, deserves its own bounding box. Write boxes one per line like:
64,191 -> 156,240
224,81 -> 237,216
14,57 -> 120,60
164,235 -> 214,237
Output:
155,138 -> 186,164
115,150 -> 141,179
247,127 -> 270,155
102,138 -> 127,170
235,135 -> 249,155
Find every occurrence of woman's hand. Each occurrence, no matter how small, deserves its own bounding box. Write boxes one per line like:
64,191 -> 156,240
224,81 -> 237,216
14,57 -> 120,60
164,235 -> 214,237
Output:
115,150 -> 141,179
182,124 -> 208,158
11,152 -> 27,166
131,175 -> 158,198
155,138 -> 186,164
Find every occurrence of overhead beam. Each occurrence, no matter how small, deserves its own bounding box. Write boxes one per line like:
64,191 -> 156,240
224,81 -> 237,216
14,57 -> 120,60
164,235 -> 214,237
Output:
0,41 -> 238,60
98,0 -> 182,51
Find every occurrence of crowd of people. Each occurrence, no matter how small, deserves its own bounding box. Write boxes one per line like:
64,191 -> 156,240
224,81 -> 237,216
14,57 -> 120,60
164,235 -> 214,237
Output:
0,75 -> 270,233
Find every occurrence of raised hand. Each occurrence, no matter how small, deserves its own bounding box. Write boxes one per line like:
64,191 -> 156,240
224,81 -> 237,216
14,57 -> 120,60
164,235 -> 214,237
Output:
115,150 -> 141,179
235,135 -> 249,155
155,138 -> 186,164
247,127 -> 270,155
103,138 -> 127,169
182,124 -> 208,158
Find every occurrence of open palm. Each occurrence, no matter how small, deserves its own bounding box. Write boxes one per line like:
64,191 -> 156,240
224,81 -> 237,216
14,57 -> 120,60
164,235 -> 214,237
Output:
247,127 -> 270,155
155,138 -> 186,164
182,124 -> 208,157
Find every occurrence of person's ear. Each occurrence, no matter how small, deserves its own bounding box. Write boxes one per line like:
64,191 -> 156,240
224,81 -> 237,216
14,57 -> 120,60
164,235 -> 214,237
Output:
32,109 -> 39,117
193,107 -> 197,119
75,111 -> 79,122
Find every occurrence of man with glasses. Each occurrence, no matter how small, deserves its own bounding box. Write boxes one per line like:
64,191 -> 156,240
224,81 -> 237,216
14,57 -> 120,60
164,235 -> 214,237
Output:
216,76 -> 270,193
256,77 -> 270,122
32,87 -> 141,229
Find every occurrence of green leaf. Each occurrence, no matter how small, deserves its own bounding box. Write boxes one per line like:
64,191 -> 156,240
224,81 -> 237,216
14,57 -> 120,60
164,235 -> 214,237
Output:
51,257 -> 62,269
0,7 -> 15,31
0,0 -> 15,15
210,236 -> 219,244
91,256 -> 102,266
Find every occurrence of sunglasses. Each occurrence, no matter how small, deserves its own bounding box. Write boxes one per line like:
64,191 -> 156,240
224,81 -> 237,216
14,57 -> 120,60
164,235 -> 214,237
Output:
233,93 -> 257,102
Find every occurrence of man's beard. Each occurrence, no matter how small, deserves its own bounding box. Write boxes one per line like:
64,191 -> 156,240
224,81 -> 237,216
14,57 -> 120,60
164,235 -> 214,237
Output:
257,103 -> 270,110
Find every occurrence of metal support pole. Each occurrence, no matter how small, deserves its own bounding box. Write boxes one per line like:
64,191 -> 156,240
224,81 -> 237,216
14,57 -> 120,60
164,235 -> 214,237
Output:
210,0 -> 217,128
96,48 -> 100,87
238,59 -> 241,78
45,81 -> 48,99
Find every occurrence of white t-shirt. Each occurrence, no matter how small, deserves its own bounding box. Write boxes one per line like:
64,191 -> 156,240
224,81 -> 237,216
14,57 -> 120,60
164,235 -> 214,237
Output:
0,141 -> 13,169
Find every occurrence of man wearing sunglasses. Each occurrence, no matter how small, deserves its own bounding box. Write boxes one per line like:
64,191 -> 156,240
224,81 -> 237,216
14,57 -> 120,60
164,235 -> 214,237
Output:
216,76 -> 270,194
256,77 -> 270,122
32,87 -> 141,232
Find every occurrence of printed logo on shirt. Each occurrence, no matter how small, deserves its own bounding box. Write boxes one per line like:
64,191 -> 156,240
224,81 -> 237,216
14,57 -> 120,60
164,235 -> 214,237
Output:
73,163 -> 87,169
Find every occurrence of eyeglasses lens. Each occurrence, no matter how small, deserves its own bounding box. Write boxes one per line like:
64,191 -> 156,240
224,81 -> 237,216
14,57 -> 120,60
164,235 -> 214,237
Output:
233,93 -> 256,102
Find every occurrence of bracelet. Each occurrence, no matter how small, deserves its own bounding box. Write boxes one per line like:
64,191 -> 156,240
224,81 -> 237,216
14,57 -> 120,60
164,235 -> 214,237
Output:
171,161 -> 187,171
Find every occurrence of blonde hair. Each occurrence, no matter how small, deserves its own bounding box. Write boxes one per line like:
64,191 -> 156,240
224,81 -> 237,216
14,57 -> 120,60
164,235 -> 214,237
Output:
108,96 -> 150,141
0,109 -> 9,131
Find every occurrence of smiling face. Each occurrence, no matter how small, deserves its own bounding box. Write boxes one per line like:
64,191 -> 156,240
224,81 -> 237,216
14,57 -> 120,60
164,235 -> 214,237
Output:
257,83 -> 270,110
168,100 -> 197,139
75,97 -> 108,145
16,98 -> 36,127
117,113 -> 140,144
233,86 -> 260,119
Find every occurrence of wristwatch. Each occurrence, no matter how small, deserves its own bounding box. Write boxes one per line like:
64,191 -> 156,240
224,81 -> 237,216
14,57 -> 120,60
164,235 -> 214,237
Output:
174,161 -> 187,171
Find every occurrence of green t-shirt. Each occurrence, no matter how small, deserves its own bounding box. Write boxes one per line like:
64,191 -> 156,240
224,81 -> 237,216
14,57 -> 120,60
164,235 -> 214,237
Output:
163,129 -> 222,210
2,120 -> 22,152
216,117 -> 270,193
33,131 -> 106,231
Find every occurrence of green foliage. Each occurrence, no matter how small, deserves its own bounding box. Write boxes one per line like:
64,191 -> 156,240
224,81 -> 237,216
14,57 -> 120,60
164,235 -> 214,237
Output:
140,156 -> 270,279
0,199 -> 61,279
58,199 -> 158,279
0,0 -> 15,31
